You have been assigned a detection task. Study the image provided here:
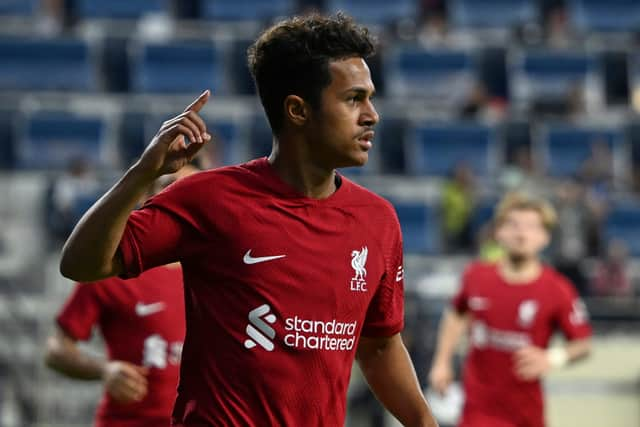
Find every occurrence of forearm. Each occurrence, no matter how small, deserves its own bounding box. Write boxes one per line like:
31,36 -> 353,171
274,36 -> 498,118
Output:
44,335 -> 105,380
549,338 -> 591,368
357,335 -> 438,427
433,309 -> 468,365
60,164 -> 156,281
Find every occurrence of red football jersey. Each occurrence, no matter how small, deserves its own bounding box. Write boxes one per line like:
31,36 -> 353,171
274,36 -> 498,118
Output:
56,265 -> 185,427
452,262 -> 592,427
117,158 -> 405,426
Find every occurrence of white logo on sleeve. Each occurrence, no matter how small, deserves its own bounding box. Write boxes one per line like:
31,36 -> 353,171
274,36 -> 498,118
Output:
518,300 -> 538,328
395,265 -> 404,282
135,302 -> 165,317
350,246 -> 368,292
468,297 -> 489,311
244,304 -> 277,351
569,299 -> 589,325
143,334 -> 168,368
243,250 -> 286,265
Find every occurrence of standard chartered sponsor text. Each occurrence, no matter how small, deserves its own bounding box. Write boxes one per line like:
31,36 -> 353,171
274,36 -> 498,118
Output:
284,316 -> 357,351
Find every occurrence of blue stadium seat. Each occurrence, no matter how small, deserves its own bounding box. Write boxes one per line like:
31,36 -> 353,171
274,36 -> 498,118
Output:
130,40 -> 223,93
73,0 -> 170,19
390,200 -> 440,254
199,0 -> 294,21
0,0 -> 39,16
510,50 -> 602,109
605,202 -> 640,256
569,0 -> 640,33
249,115 -> 273,160
326,0 -> 417,25
17,112 -> 107,169
386,46 -> 476,107
0,37 -> 96,91
449,0 -> 537,29
539,124 -> 623,177
406,122 -> 498,177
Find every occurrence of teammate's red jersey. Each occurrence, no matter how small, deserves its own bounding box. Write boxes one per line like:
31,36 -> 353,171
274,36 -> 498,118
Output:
117,158 -> 405,426
452,262 -> 592,427
56,265 -> 185,427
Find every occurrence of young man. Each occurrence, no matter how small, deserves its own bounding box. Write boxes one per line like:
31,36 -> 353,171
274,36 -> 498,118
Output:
45,167 -> 197,427
429,193 -> 592,427
59,13 -> 437,427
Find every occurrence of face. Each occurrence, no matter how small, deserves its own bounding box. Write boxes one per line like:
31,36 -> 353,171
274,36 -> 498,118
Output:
304,57 -> 379,169
495,209 -> 550,261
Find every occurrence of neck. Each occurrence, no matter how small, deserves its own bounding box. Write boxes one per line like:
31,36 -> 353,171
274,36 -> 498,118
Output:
267,135 -> 337,199
498,255 -> 542,284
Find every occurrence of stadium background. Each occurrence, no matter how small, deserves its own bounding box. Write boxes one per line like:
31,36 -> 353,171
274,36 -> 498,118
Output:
0,0 -> 638,426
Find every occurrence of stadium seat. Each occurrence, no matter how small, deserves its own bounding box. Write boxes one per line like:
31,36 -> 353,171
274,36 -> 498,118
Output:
605,202 -> 640,256
199,0 -> 294,21
509,49 -> 603,112
130,40 -> 223,93
386,46 -> 476,108
16,112 -> 107,169
390,200 -> 440,254
0,0 -> 38,16
249,114 -> 273,160
406,122 -> 498,177
538,124 -> 624,178
73,0 -> 171,19
568,0 -> 640,33
326,0 -> 417,25
0,37 -> 96,91
449,0 -> 537,29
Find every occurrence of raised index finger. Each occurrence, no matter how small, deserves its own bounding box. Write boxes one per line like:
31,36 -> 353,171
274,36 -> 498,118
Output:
184,89 -> 210,113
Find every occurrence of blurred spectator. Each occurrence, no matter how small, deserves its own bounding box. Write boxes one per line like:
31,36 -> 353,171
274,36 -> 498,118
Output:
476,221 -> 505,263
590,239 -> 633,297
45,157 -> 100,242
580,138 -> 614,196
38,0 -> 65,35
459,81 -> 507,123
417,5 -> 448,47
544,4 -> 574,49
441,162 -> 475,253
551,178 -> 593,295
499,145 -> 543,194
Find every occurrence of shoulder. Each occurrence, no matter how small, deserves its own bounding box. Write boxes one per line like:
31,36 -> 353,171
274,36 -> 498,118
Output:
343,177 -> 399,222
463,261 -> 496,278
543,266 -> 580,299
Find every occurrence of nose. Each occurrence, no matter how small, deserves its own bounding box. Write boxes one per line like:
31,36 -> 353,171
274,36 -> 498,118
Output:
360,99 -> 379,127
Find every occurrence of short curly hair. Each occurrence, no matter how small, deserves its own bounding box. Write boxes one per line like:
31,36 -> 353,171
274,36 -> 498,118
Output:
247,13 -> 376,134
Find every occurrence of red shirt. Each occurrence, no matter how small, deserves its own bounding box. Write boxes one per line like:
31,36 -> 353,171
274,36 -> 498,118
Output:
117,158 -> 405,426
452,262 -> 592,427
57,265 -> 185,427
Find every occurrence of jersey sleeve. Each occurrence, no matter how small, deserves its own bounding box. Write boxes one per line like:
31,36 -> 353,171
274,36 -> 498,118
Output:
118,176 -> 205,278
56,283 -> 102,341
451,265 -> 473,314
554,278 -> 592,340
362,213 -> 405,338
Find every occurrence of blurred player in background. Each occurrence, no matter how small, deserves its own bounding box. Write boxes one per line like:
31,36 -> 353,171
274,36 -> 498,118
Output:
44,166 -> 197,427
59,13 -> 437,427
429,192 -> 592,427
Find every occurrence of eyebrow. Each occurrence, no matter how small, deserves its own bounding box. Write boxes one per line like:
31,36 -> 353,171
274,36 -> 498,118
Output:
342,87 -> 376,97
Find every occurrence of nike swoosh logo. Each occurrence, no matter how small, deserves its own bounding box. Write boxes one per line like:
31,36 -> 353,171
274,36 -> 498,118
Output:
135,302 -> 166,317
243,250 -> 286,265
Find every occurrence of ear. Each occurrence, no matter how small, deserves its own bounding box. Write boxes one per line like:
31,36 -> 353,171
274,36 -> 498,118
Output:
283,95 -> 308,127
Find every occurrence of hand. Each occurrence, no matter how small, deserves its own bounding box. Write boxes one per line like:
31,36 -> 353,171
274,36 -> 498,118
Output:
136,90 -> 211,179
102,361 -> 149,404
429,360 -> 453,396
513,346 -> 551,381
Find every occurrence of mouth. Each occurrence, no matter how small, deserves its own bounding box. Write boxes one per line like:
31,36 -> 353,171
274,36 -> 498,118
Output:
357,131 -> 375,149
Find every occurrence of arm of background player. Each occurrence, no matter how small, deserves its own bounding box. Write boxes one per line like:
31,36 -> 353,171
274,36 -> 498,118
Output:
514,337 -> 592,381
429,308 -> 469,395
44,328 -> 149,403
59,91 -> 211,282
357,334 -> 439,427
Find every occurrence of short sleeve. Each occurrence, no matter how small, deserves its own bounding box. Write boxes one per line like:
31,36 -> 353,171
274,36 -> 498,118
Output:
362,216 -> 405,338
56,283 -> 102,341
451,266 -> 473,314
555,279 -> 592,340
118,177 -> 203,278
